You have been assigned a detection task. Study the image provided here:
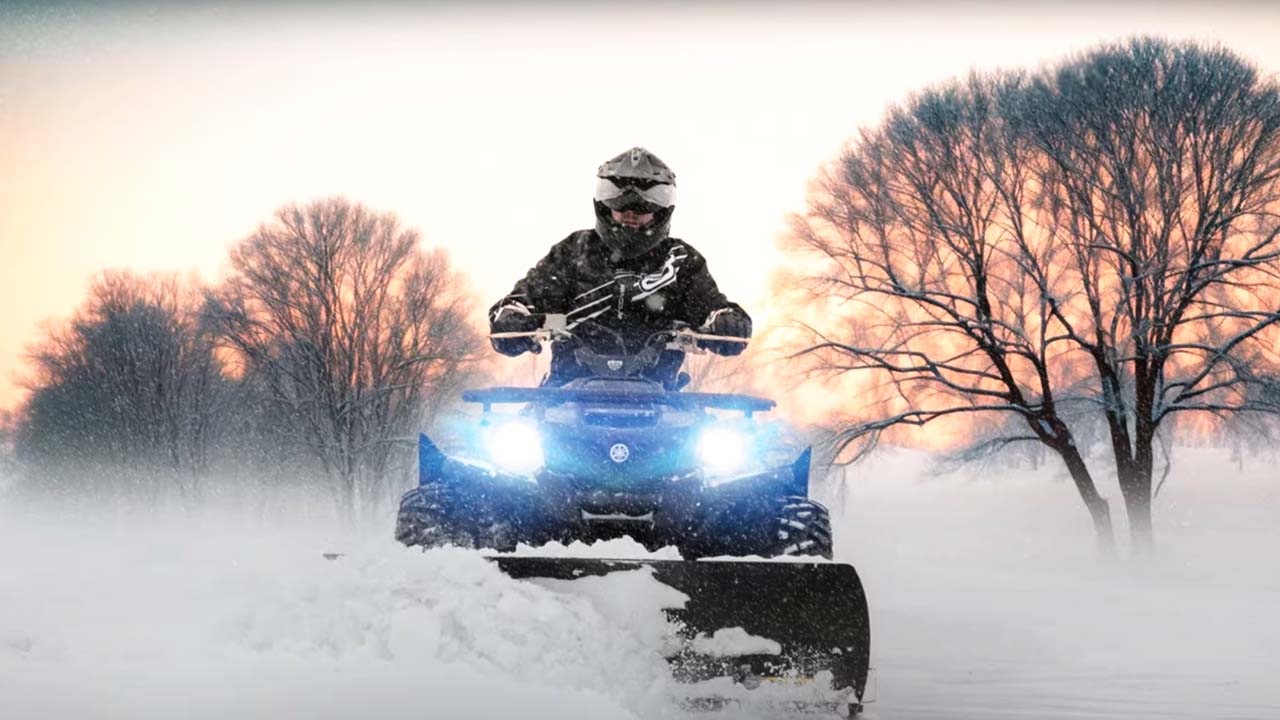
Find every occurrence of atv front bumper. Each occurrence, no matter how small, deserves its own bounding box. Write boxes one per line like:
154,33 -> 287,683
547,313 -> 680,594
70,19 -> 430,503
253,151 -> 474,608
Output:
405,433 -> 813,557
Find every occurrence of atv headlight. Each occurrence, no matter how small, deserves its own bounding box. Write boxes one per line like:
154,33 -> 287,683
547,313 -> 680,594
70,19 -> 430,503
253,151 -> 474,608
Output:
487,418 -> 544,475
697,425 -> 749,475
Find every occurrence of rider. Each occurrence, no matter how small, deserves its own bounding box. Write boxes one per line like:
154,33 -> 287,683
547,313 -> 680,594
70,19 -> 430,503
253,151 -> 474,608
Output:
489,147 -> 752,388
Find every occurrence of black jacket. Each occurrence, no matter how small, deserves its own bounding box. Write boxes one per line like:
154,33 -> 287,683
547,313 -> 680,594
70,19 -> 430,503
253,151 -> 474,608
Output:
490,229 -> 749,385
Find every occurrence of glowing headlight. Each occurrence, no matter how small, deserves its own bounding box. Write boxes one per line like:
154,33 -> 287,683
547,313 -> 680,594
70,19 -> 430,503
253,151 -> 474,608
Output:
486,418 -> 544,475
697,425 -> 749,475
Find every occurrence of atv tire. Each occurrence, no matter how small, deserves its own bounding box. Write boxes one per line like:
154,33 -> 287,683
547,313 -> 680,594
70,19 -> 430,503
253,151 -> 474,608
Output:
395,484 -> 470,548
685,494 -> 834,560
770,495 -> 833,559
395,483 -> 519,551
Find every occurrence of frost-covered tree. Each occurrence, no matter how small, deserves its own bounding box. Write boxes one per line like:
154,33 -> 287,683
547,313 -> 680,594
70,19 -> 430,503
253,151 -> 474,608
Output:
1014,39 -> 1280,550
16,271 -> 228,504
204,197 -> 483,522
788,38 -> 1280,553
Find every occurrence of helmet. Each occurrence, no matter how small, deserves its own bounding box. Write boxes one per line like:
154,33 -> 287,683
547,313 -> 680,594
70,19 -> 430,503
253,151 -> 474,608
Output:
593,147 -> 677,259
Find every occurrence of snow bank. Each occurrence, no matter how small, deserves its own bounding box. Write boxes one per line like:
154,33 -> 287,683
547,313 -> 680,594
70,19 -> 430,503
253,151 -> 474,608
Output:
0,519 -> 681,720
507,536 -> 683,560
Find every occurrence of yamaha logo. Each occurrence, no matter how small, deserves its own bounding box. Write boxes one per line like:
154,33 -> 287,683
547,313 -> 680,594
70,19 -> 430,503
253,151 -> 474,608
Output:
607,360 -> 624,371
609,443 -> 630,463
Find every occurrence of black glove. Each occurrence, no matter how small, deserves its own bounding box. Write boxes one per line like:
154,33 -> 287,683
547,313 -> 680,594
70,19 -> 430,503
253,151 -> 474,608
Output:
699,307 -> 751,356
489,305 -> 542,357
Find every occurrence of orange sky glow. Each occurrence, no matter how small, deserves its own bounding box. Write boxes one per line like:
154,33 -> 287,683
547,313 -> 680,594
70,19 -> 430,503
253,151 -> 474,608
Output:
4,1 -> 1280,426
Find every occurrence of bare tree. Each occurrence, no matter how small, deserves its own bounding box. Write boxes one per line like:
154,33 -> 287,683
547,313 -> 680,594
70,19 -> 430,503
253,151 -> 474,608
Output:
1010,38 -> 1280,551
791,72 -> 1118,548
204,197 -> 483,522
787,38 -> 1280,553
16,271 -> 227,505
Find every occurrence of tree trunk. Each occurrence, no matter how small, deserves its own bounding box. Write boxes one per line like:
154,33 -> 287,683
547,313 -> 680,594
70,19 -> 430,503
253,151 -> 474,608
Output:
1127,384 -> 1157,556
1119,446 -> 1156,557
1056,443 -> 1116,554
332,469 -> 358,528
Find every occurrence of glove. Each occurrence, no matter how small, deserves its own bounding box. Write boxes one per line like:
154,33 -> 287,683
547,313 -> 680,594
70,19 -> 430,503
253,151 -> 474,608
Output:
489,304 -> 542,357
699,307 -> 751,356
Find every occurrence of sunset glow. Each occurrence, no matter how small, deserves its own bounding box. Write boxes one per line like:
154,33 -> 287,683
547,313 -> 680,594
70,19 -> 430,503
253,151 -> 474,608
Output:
4,2 -> 1280,419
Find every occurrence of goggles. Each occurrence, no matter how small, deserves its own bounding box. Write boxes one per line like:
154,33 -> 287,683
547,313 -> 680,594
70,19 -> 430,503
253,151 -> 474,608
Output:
594,177 -> 676,210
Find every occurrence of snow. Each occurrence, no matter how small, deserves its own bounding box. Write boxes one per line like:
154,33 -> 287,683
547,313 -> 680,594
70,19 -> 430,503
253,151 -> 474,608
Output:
692,627 -> 783,657
839,446 -> 1280,719
506,536 -> 683,560
529,564 -> 689,659
0,523 -> 673,720
1,446 -> 1278,719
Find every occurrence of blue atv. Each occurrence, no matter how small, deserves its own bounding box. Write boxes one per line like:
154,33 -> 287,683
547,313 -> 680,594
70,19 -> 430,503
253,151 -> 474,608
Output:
395,316 -> 870,715
397,319 -> 832,559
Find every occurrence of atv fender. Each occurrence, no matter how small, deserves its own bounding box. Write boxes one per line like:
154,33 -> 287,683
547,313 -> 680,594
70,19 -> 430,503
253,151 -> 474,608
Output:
701,446 -> 811,502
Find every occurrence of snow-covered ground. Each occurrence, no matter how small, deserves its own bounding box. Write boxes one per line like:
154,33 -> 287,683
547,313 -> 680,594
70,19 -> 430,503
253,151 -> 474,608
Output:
1,447 -> 1277,719
841,448 -> 1280,719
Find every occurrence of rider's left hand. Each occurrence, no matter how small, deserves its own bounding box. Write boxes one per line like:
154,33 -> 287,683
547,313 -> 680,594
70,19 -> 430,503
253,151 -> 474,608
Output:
699,308 -> 751,356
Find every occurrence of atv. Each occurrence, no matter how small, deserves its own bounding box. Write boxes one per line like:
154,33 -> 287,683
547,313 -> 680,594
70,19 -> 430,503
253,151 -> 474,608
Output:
396,315 -> 871,715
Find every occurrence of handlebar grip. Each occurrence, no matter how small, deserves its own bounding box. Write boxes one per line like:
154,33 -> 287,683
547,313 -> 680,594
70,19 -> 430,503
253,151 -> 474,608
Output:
682,331 -> 750,344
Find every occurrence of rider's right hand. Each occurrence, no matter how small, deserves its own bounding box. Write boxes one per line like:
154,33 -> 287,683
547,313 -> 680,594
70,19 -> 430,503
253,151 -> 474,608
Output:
489,305 -> 542,357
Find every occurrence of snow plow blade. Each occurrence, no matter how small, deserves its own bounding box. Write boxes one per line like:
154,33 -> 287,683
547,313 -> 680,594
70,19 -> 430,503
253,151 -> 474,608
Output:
492,556 -> 870,708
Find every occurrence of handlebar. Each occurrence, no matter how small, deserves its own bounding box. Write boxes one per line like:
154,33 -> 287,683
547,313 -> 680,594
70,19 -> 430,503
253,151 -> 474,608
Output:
489,313 -> 748,354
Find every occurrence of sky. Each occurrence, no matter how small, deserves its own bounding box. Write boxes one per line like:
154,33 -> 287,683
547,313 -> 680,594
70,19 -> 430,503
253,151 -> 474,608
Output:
3,1 -> 1280,409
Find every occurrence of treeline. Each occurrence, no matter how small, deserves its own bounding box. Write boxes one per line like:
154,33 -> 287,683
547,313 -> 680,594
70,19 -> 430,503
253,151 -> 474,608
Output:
7,36 -> 1280,549
6,197 -> 483,521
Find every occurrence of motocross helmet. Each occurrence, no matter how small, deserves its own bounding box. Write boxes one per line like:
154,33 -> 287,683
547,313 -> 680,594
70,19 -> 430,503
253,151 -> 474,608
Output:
593,147 -> 677,259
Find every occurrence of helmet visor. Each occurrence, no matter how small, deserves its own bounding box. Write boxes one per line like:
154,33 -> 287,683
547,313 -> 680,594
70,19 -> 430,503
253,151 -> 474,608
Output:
595,178 -> 676,210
